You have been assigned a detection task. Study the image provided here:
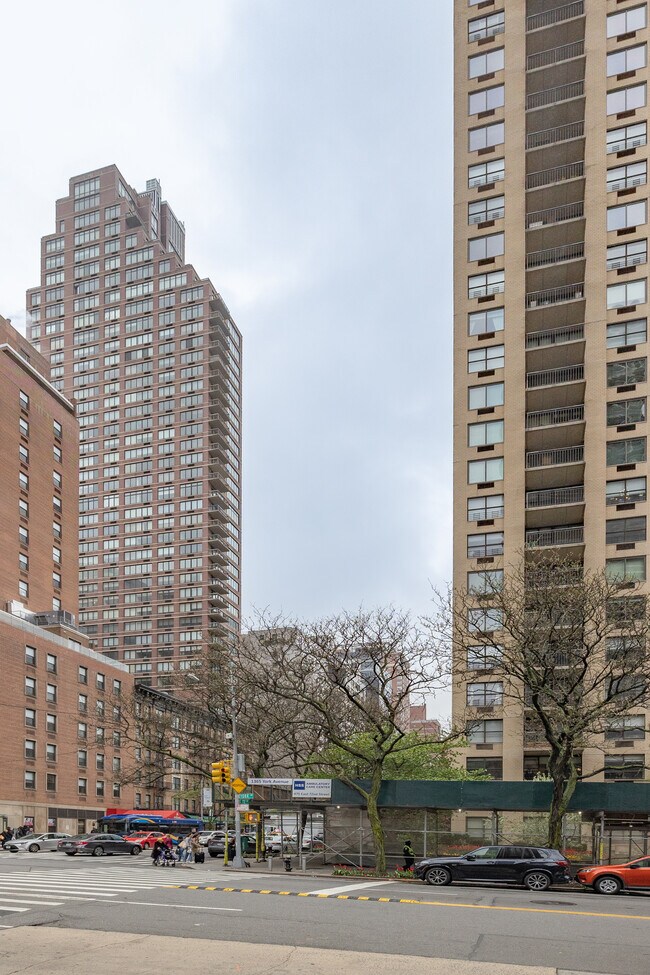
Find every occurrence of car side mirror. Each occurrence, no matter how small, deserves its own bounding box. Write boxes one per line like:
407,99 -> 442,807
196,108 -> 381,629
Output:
629,862 -> 641,869
465,855 -> 476,861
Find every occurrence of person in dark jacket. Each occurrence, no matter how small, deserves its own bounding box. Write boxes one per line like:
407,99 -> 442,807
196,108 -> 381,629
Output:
403,839 -> 415,871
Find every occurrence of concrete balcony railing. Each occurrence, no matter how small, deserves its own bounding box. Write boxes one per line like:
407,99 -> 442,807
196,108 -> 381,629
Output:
527,39 -> 585,71
526,241 -> 584,269
525,445 -> 584,469
526,201 -> 584,229
527,1 -> 584,32
525,405 -> 584,429
525,283 -> 585,309
526,80 -> 584,111
527,120 -> 584,150
525,525 -> 585,548
525,485 -> 585,508
526,161 -> 584,190
525,323 -> 584,349
526,364 -> 584,388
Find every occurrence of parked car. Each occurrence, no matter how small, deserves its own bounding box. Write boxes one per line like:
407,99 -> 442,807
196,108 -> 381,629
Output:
207,831 -> 253,858
123,831 -> 165,850
58,834 -> 142,857
576,856 -> 650,895
197,830 -> 220,847
6,832 -> 71,853
414,845 -> 571,891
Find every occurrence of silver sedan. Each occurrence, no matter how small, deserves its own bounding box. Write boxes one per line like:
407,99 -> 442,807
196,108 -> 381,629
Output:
6,832 -> 71,852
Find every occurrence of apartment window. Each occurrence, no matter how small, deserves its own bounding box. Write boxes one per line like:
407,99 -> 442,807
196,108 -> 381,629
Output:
467,494 -> 504,521
19,499 -> 28,519
606,476 -> 646,504
607,318 -> 647,349
468,307 -> 504,336
78,722 -> 87,740
607,397 -> 646,425
19,390 -> 29,410
53,419 -> 62,439
604,755 -> 645,780
113,783 -> 121,799
468,158 -> 504,188
467,644 -> 503,670
468,232 -> 504,262
25,677 -> 36,697
606,516 -> 646,544
468,11 -> 504,43
608,44 -> 647,78
78,778 -> 87,796
24,708 -> 36,728
606,716 -> 645,741
46,743 -> 57,762
19,553 -> 28,573
78,693 -> 88,713
78,665 -> 88,684
607,121 -> 647,154
25,645 -> 36,666
607,279 -> 647,309
467,681 -> 503,707
24,739 -> 36,759
24,771 -> 36,790
607,436 -> 646,465
469,85 -> 504,116
467,758 -> 503,780
46,683 -> 57,704
608,5 -> 647,38
468,48 -> 504,79
607,240 -> 648,271
46,653 -> 57,674
113,678 -> 122,696
468,196 -> 504,225
605,555 -> 646,581
96,673 -> 105,692
468,382 -> 504,410
19,472 -> 28,492
468,569 -> 504,594
46,713 -> 56,733
468,457 -> 504,484
468,344 -> 504,372
468,419 -> 504,447
608,358 -> 647,387
53,572 -> 61,591
469,121 -> 504,152
96,781 -> 105,798
19,525 -> 28,547
46,773 -> 57,792
467,531 -> 504,558
467,719 -> 503,744
607,201 -> 647,232
607,595 -> 647,624
607,161 -> 647,193
607,83 -> 647,116
468,270 -> 504,299
78,749 -> 87,769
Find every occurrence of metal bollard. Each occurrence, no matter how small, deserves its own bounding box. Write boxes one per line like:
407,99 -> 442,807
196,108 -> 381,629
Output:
267,857 -> 273,872
284,856 -> 292,872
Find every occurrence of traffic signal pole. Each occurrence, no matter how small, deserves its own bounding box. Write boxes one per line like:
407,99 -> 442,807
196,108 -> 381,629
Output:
230,700 -> 245,869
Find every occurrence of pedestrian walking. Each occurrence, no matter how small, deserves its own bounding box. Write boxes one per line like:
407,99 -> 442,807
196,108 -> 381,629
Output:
151,839 -> 165,866
189,828 -> 201,863
178,836 -> 191,863
403,839 -> 415,872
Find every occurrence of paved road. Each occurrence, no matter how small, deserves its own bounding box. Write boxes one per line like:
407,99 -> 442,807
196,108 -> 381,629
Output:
0,853 -> 649,974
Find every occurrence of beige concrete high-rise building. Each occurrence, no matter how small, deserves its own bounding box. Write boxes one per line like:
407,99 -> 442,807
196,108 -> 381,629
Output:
453,0 -> 650,784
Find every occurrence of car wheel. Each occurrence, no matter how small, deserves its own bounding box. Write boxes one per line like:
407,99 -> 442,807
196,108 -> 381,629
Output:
523,871 -> 552,892
142,843 -> 150,850
92,846 -> 104,857
28,844 -> 40,853
594,875 -> 622,896
65,852 -> 77,856
130,845 -> 141,856
424,867 -> 452,886
209,852 -> 219,858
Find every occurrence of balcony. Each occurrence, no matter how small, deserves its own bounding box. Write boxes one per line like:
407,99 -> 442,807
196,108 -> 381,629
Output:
525,323 -> 584,350
526,405 -> 584,430
526,241 -> 584,269
527,1 -> 584,32
526,202 -> 584,230
525,283 -> 584,310
526,161 -> 584,191
525,445 -> 584,469
525,525 -> 584,549
526,485 -> 584,509
526,364 -> 584,390
526,81 -> 584,112
527,40 -> 584,72
526,120 -> 584,151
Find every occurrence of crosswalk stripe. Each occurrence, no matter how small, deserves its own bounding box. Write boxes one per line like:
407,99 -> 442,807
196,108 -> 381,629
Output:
0,897 -> 64,906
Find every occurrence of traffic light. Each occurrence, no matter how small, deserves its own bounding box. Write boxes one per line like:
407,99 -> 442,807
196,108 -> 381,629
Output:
211,761 -> 222,783
220,763 -> 231,784
245,812 -> 261,824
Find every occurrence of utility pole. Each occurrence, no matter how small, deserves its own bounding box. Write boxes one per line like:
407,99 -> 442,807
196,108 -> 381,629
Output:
230,692 -> 246,869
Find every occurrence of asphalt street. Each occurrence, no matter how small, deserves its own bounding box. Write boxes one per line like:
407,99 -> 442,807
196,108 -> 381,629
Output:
0,852 -> 648,974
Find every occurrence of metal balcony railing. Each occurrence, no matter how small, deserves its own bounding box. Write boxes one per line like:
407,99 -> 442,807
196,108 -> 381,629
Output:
526,405 -> 584,429
526,241 -> 584,269
526,485 -> 585,508
526,201 -> 584,229
527,80 -> 584,111
525,445 -> 584,468
526,161 -> 584,190
526,364 -> 584,388
525,283 -> 584,309
527,120 -> 584,150
527,40 -> 585,71
525,323 -> 584,349
525,526 -> 585,548
527,1 -> 584,32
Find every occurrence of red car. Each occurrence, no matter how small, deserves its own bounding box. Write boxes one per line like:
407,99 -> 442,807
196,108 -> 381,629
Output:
124,830 -> 165,850
576,856 -> 650,895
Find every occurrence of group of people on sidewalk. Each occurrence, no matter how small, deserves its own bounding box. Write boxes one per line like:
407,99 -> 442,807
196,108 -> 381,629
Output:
0,826 -> 30,848
151,828 -> 202,866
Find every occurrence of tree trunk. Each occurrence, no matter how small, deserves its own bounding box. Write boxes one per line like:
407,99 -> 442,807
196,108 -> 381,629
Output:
366,764 -> 386,874
547,762 -> 578,849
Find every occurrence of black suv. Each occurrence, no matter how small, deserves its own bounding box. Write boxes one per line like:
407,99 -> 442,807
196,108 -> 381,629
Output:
414,845 -> 570,891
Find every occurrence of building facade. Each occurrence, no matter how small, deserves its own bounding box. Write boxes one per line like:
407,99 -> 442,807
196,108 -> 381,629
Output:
453,1 -> 650,784
26,166 -> 242,685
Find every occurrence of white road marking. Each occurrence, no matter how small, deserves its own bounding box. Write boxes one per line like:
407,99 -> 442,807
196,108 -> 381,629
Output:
0,897 -> 63,906
110,900 -> 242,912
308,881 -> 394,896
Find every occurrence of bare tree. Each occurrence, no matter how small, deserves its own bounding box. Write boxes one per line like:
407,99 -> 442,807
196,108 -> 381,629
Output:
236,607 -> 451,874
433,554 -> 650,848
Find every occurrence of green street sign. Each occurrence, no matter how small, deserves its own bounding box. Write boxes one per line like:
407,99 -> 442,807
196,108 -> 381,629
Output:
239,792 -> 254,801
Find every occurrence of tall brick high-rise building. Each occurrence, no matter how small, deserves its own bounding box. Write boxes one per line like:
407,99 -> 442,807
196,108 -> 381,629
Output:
453,0 -> 650,789
26,166 -> 242,685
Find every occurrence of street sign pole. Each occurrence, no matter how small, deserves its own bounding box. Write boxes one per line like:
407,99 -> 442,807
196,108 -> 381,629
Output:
230,695 -> 246,869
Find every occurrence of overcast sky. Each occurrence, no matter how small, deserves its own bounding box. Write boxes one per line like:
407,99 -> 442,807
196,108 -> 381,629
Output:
1,1 -> 454,692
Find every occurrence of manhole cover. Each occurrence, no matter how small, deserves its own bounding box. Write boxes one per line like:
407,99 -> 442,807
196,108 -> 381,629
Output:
536,900 -> 576,906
